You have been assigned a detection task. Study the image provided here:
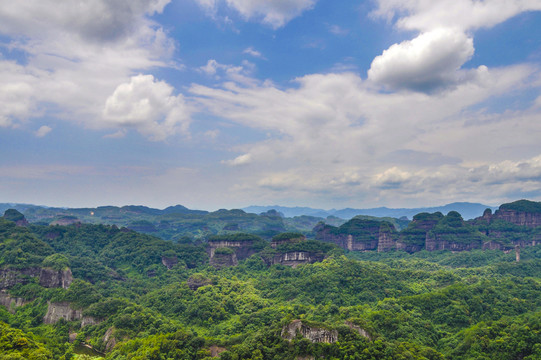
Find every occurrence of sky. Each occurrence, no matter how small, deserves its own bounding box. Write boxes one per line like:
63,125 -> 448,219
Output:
1,0 -> 541,211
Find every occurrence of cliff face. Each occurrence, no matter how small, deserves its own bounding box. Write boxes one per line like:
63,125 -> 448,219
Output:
492,209 -> 541,227
425,233 -> 482,251
209,252 -> 238,268
208,241 -> 256,260
0,267 -> 73,290
271,251 -> 324,268
0,291 -> 29,313
315,220 -> 396,252
43,301 -> 98,325
282,320 -> 338,343
0,267 -> 41,289
39,268 -> 73,289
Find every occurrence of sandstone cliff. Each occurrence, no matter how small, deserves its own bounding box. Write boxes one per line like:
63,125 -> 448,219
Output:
0,267 -> 73,290
209,251 -> 238,268
270,251 -> 324,268
43,301 -> 99,325
314,218 -> 397,252
0,291 -> 29,313
281,320 -> 338,343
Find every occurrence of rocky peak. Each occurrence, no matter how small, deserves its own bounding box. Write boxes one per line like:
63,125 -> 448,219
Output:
2,209 -> 29,226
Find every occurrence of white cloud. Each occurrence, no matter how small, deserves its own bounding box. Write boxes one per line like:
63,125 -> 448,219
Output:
199,59 -> 257,86
0,0 -> 177,138
195,0 -> 317,28
0,0 -> 170,42
190,63 -> 540,206
35,125 -> 52,137
243,47 -> 264,58
223,153 -> 252,166
368,28 -> 476,92
373,0 -> 541,32
102,75 -> 192,141
368,0 -> 541,93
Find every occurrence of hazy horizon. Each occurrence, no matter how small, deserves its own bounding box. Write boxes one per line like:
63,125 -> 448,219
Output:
1,1 -> 540,210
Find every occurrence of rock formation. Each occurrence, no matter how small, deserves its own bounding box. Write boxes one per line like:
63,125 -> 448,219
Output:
187,274 -> 212,290
43,301 -> 98,325
0,267 -> 73,290
345,321 -> 373,340
39,268 -> 73,289
315,218 -> 396,252
2,209 -> 29,226
209,250 -> 238,268
270,251 -> 324,268
0,291 -> 29,313
271,233 -> 305,249
281,320 -> 338,343
161,255 -> 179,270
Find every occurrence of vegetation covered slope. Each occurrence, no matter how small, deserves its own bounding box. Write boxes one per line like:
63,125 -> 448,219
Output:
0,205 -> 541,359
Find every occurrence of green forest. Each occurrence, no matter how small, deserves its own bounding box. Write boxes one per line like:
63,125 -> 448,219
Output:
1,201 -> 541,359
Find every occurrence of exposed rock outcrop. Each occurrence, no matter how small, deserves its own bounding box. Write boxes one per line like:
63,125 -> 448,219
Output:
39,268 -> 73,289
0,291 -> 30,313
269,251 -> 324,268
281,320 -> 338,343
43,302 -> 83,324
315,219 -> 396,252
2,209 -> 29,226
209,251 -> 238,268
161,255 -> 178,270
0,267 -> 41,289
103,327 -> 118,352
271,233 -> 305,249
187,274 -> 212,290
208,240 -> 256,259
345,321 -> 373,341
43,301 -> 98,326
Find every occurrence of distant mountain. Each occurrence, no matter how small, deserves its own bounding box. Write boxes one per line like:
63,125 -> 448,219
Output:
243,202 -> 497,220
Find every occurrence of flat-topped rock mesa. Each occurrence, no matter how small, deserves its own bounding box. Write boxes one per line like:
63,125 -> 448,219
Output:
424,211 -> 484,252
2,209 -> 29,226
271,232 -> 305,248
314,218 -> 398,252
0,267 -> 73,289
207,233 -> 264,260
281,320 -> 338,343
266,234 -> 336,267
493,200 -> 541,227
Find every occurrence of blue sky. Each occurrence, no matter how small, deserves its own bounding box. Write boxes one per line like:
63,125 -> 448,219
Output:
1,0 -> 541,210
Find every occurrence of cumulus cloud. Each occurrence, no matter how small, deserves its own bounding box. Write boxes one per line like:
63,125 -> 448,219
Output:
195,0 -> 317,28
0,0 -> 177,138
368,0 -> 541,92
102,75 -> 192,141
373,0 -> 541,32
368,28 -> 477,92
35,125 -> 52,137
190,62 -> 540,206
0,0 -> 170,42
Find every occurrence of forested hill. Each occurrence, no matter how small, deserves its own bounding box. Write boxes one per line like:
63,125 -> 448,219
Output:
0,200 -> 541,359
